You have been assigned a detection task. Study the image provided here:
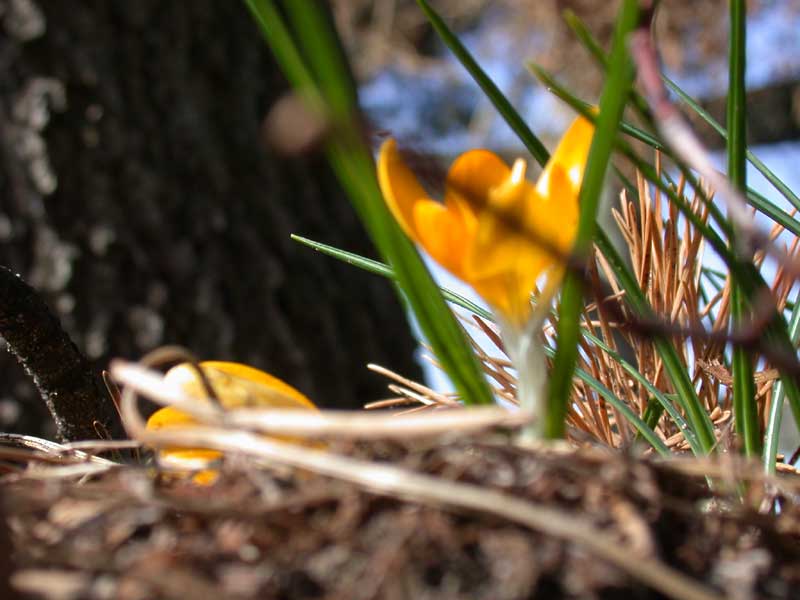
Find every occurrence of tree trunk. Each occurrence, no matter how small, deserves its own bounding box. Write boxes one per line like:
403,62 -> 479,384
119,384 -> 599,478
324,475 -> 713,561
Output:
0,0 -> 421,438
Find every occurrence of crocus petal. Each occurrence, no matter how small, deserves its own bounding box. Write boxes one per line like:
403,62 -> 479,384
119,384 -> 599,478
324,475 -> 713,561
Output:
535,115 -> 594,201
145,405 -> 224,467
412,200 -> 473,278
445,149 -> 509,227
145,361 -> 316,483
464,117 -> 594,324
191,361 -> 316,410
377,138 -> 431,242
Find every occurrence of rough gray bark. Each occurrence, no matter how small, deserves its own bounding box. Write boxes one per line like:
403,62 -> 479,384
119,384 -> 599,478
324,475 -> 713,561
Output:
0,0 -> 421,438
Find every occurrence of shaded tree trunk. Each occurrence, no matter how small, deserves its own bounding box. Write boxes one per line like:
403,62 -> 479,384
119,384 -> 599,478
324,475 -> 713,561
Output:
0,0 -> 421,437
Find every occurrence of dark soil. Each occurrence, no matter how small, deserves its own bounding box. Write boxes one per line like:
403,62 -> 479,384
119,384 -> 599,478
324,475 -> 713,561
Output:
4,439 -> 800,600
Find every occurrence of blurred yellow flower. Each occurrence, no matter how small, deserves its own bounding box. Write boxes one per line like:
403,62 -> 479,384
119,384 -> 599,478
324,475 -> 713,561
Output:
146,361 -> 316,484
378,116 -> 593,326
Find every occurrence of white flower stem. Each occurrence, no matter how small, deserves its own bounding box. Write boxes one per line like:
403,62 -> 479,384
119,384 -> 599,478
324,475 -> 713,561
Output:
498,314 -> 548,441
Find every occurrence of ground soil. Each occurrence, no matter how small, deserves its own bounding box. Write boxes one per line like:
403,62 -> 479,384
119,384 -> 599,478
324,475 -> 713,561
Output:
4,438 -> 800,600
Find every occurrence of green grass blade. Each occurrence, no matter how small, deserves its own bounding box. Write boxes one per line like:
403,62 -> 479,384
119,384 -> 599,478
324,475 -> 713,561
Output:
581,328 -> 700,454
563,7 -> 800,449
562,9 -> 653,119
243,0 -> 316,90
546,0 -> 639,440
638,398 -> 666,441
245,0 -> 494,406
281,2 -> 356,122
745,188 -> 800,237
727,0 -> 759,457
325,145 -> 495,406
528,68 -> 740,270
415,0 -> 549,166
563,365 -> 671,455
530,62 -> 800,242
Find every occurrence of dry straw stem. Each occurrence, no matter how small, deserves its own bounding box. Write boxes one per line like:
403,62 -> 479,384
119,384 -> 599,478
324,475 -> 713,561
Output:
367,363 -> 462,408
110,361 -> 530,439
114,362 -> 721,600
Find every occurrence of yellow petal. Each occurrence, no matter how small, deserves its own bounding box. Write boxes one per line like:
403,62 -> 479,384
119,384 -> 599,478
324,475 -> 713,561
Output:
535,115 -> 594,201
379,140 -> 499,278
462,117 -> 593,324
377,138 -> 431,242
145,361 -> 316,484
145,405 -> 224,467
412,200 -> 472,277
445,149 -> 509,226
190,361 -> 316,410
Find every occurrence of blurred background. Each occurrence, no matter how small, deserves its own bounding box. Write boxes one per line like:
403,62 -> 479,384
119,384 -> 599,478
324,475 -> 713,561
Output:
336,0 -> 800,149
0,0 -> 798,438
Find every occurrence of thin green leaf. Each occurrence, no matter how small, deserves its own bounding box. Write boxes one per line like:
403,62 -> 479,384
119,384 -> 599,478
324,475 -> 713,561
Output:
727,0 -> 759,457
638,398 -> 666,441
546,0 -> 639,440
291,235 -> 493,320
594,232 -> 715,453
579,327 -> 701,454
563,8 -> 800,448
422,0 -> 712,449
243,0 -> 316,91
282,2 -> 357,122
560,363 -> 671,455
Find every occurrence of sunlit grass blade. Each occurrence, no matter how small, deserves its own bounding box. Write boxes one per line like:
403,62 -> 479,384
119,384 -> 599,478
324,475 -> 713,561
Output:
565,12 -> 800,445
727,0 -> 760,457
292,236 -> 669,453
245,0 -> 494,406
529,65 -> 740,269
282,2 -> 356,122
546,0 -> 639,440
563,365 -> 671,455
414,0 -> 549,166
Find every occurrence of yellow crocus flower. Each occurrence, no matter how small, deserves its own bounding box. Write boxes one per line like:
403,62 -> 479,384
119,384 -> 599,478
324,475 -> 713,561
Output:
378,116 -> 593,326
146,361 -> 316,484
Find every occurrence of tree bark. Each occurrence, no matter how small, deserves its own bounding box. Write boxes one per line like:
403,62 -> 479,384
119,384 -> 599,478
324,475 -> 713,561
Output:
0,0 -> 421,438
